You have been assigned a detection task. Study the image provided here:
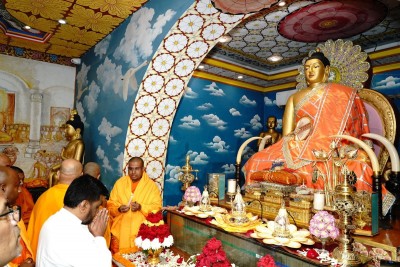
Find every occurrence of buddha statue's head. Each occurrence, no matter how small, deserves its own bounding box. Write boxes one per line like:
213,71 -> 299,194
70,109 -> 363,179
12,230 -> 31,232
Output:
65,111 -> 84,140
304,52 -> 331,87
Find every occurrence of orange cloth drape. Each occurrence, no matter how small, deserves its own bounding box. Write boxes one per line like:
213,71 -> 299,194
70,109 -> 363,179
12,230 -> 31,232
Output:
108,173 -> 162,252
27,183 -> 69,260
9,220 -> 33,266
15,186 -> 34,227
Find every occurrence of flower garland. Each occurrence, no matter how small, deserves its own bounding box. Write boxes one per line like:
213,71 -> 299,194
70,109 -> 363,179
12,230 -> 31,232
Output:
309,210 -> 339,239
134,210 -> 174,251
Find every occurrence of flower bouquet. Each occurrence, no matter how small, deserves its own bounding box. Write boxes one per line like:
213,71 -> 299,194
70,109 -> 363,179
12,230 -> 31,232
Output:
184,186 -> 201,207
134,210 -> 174,264
195,237 -> 231,267
309,210 -> 339,252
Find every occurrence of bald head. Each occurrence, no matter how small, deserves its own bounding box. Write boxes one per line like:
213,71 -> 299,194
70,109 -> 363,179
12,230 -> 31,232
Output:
83,162 -> 101,179
0,166 -> 20,205
58,159 -> 83,185
0,153 -> 11,167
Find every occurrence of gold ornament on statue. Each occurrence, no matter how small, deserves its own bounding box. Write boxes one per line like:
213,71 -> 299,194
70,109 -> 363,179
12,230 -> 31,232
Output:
296,39 -> 369,91
177,154 -> 199,191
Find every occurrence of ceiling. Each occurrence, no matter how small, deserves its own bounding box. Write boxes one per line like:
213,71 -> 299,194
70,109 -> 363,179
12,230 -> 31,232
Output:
1,0 -> 399,90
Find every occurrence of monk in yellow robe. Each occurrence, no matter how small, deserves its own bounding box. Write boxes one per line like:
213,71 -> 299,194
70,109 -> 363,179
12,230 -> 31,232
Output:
27,159 -> 83,260
11,166 -> 34,228
0,166 -> 34,267
108,157 -> 162,253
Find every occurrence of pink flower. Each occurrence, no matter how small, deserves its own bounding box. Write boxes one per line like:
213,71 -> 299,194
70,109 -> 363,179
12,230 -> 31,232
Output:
257,254 -> 276,267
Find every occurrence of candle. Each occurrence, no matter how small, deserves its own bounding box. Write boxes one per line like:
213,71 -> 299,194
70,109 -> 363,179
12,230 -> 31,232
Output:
227,179 -> 236,193
313,191 -> 325,210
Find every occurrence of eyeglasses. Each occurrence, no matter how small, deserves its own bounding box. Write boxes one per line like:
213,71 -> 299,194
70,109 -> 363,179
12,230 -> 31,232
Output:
0,206 -> 21,223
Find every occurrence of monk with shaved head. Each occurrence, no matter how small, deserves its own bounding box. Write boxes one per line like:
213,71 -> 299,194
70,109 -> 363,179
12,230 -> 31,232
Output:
27,159 -> 83,260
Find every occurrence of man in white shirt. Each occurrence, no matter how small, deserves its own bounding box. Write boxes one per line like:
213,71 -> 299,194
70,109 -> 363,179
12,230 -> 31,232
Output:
37,174 -> 111,267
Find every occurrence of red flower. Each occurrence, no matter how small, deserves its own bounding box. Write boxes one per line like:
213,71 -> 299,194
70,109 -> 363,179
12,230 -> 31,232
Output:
206,237 -> 222,250
146,211 -> 163,223
257,254 -> 275,267
196,238 -> 231,266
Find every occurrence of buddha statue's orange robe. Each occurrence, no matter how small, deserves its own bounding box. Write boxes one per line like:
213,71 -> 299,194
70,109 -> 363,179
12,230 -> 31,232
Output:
27,183 -> 69,260
108,172 -> 162,252
15,186 -> 34,227
9,220 -> 33,267
244,83 -> 377,192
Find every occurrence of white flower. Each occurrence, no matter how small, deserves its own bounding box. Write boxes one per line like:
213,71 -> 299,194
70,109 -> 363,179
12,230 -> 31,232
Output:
178,14 -> 204,33
162,235 -> 174,247
127,138 -> 146,157
153,53 -> 175,73
195,0 -> 218,15
148,139 -> 166,158
165,34 -> 188,53
187,41 -> 209,58
150,238 -> 161,250
165,78 -> 185,96
146,160 -> 163,179
134,237 -> 143,247
219,13 -> 244,24
175,59 -> 195,77
136,95 -> 156,115
141,239 -> 151,250
151,118 -> 170,137
130,117 -> 150,136
143,74 -> 164,93
202,24 -> 225,41
157,98 -> 176,117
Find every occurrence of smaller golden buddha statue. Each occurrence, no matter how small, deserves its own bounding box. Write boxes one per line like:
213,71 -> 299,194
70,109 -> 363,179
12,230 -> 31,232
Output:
257,116 -> 282,147
49,110 -> 85,187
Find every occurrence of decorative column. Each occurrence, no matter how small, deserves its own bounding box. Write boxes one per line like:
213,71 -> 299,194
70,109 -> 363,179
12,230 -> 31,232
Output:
25,90 -> 43,157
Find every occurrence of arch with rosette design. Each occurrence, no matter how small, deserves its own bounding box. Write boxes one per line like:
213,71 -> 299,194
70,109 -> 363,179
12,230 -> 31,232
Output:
123,0 -> 250,195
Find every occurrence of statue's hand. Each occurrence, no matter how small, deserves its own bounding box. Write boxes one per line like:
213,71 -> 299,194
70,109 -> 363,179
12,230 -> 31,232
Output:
89,208 -> 108,237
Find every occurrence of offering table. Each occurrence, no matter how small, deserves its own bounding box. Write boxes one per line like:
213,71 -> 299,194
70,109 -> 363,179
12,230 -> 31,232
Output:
167,210 -> 325,267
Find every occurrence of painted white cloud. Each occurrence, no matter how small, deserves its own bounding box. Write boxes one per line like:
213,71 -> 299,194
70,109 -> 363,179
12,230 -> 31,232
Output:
234,127 -> 252,138
375,75 -> 400,89
169,135 -> 178,144
96,57 -> 123,97
94,35 -> 111,58
240,95 -> 257,106
178,115 -> 201,129
277,119 -> 283,129
98,117 -> 123,145
96,146 -> 113,172
205,136 -> 230,152
204,82 -> 225,96
83,81 -> 101,114
202,114 -> 227,130
75,101 -> 88,126
184,86 -> 198,99
242,146 -> 255,161
115,152 -> 124,173
229,108 -> 241,116
188,150 -> 209,165
197,102 -> 213,110
165,164 -> 181,182
264,96 -> 276,106
250,114 -> 263,130
76,63 -> 90,93
221,163 -> 235,173
113,7 -> 175,66
114,143 -> 121,151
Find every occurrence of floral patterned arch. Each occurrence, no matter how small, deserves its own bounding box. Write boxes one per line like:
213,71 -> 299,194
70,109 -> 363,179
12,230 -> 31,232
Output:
123,0 -> 250,195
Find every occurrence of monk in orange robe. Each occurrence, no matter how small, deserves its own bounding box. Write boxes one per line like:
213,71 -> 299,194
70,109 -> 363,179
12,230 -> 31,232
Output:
11,166 -> 34,228
27,159 -> 83,260
0,166 -> 34,267
108,157 -> 162,253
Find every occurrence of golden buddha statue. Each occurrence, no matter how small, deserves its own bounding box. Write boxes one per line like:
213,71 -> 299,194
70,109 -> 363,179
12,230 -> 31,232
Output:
49,110 -> 85,187
257,116 -> 282,147
244,51 -> 377,194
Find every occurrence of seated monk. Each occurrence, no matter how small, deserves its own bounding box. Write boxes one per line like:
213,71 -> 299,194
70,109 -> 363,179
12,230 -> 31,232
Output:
11,166 -> 34,228
244,52 -> 394,211
49,110 -> 85,187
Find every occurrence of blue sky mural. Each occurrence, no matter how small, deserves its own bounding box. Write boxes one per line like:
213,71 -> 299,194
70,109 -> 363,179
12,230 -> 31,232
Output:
76,0 -> 193,190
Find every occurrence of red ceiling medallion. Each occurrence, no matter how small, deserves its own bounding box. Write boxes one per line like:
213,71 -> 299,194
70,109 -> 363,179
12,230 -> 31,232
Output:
211,0 -> 278,15
278,0 -> 387,43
